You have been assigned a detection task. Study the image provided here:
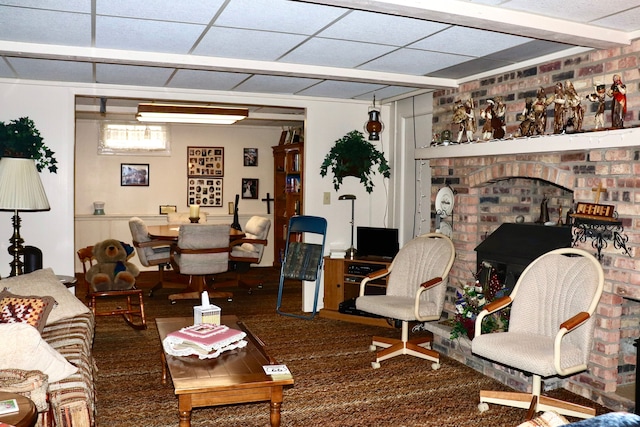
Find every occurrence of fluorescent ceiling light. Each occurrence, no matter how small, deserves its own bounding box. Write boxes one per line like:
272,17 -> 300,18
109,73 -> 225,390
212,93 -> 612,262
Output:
136,103 -> 249,124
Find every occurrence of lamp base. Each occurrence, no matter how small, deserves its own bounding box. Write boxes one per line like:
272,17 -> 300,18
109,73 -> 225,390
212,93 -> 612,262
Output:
346,247 -> 357,260
189,217 -> 200,223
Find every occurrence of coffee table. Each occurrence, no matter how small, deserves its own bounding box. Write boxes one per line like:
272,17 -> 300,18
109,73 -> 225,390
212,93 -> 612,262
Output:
156,316 -> 294,427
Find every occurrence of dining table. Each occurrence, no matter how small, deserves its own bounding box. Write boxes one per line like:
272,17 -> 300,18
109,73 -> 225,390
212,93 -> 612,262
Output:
147,224 -> 245,241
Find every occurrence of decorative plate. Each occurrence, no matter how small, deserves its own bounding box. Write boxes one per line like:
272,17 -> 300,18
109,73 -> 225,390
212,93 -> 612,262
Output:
435,187 -> 454,217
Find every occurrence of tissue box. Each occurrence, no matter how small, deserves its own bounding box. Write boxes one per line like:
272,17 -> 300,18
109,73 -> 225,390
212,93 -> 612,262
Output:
194,304 -> 221,325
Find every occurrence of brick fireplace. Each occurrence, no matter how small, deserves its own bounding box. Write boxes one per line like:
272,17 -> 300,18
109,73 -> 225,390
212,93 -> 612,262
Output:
418,133 -> 640,411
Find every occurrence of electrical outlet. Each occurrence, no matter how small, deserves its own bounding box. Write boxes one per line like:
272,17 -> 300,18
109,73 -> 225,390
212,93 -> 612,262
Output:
323,192 -> 331,205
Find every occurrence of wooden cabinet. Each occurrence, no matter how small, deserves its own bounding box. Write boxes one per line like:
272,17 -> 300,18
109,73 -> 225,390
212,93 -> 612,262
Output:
272,142 -> 303,267
320,257 -> 392,327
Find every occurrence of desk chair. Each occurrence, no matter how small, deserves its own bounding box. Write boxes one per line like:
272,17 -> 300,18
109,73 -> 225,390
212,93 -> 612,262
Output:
77,245 -> 147,330
226,216 -> 270,293
472,248 -> 604,420
355,233 -> 455,369
128,217 -> 176,297
170,224 -> 233,303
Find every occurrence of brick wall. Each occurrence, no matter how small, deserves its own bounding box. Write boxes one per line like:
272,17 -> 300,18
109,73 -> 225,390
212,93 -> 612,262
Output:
426,39 -> 640,411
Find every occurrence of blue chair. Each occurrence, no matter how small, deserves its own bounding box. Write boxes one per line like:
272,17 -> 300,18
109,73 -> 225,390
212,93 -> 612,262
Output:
276,216 -> 327,320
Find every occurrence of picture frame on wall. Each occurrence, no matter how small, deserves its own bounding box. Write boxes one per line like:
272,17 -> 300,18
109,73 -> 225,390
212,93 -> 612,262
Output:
187,146 -> 224,177
243,148 -> 258,166
121,163 -> 149,186
188,177 -> 223,207
241,178 -> 258,199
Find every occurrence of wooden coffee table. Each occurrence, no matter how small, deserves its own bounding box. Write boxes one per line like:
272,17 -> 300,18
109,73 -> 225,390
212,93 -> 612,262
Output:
156,316 -> 294,427
0,391 -> 37,427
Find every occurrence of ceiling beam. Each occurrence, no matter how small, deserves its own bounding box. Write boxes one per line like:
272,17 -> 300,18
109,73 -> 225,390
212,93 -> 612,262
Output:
0,41 -> 458,90
295,0 -> 631,49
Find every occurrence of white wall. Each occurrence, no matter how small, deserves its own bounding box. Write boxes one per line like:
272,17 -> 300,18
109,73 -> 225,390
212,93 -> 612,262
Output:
0,78 -> 397,281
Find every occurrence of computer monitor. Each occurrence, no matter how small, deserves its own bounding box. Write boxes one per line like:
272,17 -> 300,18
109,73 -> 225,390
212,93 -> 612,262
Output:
356,226 -> 399,259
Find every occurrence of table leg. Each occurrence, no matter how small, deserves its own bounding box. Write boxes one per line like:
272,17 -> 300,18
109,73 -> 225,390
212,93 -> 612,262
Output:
160,351 -> 167,384
270,401 -> 282,427
179,410 -> 191,427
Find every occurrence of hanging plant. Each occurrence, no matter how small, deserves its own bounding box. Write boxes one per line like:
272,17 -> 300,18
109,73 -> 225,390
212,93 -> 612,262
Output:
319,130 -> 390,193
0,117 -> 58,173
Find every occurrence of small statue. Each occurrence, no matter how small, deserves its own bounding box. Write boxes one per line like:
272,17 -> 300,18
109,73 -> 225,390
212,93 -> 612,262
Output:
480,99 -> 495,140
607,74 -> 627,128
519,98 -> 536,137
552,82 -> 565,134
452,98 -> 476,143
493,96 -> 506,138
586,83 -> 606,130
532,87 -> 553,135
564,81 -> 584,132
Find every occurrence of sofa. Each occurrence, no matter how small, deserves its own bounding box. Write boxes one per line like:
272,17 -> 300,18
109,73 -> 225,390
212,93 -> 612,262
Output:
518,411 -> 640,426
0,268 -> 96,427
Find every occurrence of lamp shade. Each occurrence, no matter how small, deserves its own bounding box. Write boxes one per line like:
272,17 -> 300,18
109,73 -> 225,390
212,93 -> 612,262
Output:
0,158 -> 50,211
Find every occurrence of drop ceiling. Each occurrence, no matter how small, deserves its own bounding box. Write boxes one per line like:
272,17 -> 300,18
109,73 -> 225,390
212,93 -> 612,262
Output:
2,0 -> 639,110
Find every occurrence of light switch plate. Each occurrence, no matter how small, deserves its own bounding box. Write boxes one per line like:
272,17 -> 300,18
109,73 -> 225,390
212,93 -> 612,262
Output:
323,192 -> 331,205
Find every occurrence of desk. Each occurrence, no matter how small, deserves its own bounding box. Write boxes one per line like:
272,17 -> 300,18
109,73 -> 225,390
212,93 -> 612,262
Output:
0,392 -> 37,427
147,224 -> 245,241
156,316 -> 293,427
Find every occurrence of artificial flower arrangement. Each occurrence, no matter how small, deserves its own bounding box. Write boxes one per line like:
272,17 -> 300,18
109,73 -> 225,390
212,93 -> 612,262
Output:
450,261 -> 510,340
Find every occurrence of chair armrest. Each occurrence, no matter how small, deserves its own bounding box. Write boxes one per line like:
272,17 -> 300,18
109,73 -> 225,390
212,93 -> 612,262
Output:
420,277 -> 443,289
554,311 -> 591,376
230,238 -> 268,248
359,268 -> 390,296
413,277 -> 445,320
133,239 -> 173,248
474,296 -> 512,338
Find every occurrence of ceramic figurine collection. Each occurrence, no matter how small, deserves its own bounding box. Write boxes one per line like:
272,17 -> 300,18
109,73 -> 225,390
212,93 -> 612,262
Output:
433,74 -> 627,145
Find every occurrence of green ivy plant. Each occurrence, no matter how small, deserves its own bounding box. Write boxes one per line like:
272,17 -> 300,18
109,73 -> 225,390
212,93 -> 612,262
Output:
319,130 -> 390,193
0,117 -> 58,173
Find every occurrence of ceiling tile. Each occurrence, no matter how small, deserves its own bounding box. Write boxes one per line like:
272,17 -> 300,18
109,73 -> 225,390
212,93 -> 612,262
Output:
361,48 -> 472,75
194,28 -> 307,61
485,40 -> 573,63
501,0 -> 640,23
591,8 -> 640,31
168,69 -> 251,91
352,86 -> 420,101
8,57 -> 93,82
0,6 -> 91,46
233,75 -> 322,94
0,58 -> 15,78
213,0 -> 345,35
96,16 -> 206,53
96,0 -> 226,24
296,80 -> 386,98
0,0 -> 89,13
317,10 -> 449,46
280,38 -> 397,68
409,27 -> 531,57
96,64 -> 175,86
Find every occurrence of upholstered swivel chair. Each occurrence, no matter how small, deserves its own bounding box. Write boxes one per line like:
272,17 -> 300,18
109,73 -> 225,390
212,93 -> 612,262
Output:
128,217 -> 175,297
77,245 -> 147,330
355,233 -> 455,369
471,248 -> 604,420
226,216 -> 270,293
170,223 -> 233,303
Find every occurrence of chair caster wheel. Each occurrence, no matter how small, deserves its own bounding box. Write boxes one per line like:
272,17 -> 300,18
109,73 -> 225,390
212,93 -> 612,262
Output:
431,362 -> 441,370
371,362 -> 381,369
368,345 -> 377,352
227,297 -> 233,302
478,402 -> 489,413
170,301 -> 176,305
257,284 -> 263,289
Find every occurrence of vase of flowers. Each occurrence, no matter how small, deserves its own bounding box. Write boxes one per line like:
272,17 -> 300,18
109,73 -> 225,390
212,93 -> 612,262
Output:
450,262 -> 510,340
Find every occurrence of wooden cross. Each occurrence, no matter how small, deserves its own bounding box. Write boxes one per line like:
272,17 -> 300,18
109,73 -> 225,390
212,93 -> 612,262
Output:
261,192 -> 274,214
591,182 -> 607,204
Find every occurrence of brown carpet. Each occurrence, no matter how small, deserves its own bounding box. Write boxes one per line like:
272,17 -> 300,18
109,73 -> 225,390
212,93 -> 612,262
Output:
89,268 -> 610,427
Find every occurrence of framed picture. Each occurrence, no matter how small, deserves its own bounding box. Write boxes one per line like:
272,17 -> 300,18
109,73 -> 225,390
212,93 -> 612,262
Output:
159,205 -> 177,215
244,148 -> 258,166
121,163 -> 149,186
188,177 -> 223,207
241,178 -> 258,199
187,146 -> 224,177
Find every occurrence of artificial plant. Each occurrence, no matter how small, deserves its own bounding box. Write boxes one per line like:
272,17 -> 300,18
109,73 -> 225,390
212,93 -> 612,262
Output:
0,117 -> 58,173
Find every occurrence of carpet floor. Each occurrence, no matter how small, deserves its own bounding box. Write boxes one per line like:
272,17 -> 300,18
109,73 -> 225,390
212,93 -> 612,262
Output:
88,267 -> 610,427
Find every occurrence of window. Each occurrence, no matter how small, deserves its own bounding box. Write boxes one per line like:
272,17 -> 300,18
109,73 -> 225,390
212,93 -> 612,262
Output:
99,123 -> 170,155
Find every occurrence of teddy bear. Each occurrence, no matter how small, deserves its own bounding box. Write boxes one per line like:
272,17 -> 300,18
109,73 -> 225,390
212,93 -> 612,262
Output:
86,239 -> 140,292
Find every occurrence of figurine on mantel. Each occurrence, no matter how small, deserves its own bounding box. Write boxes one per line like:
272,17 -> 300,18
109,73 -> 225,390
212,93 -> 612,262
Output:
452,98 -> 476,143
552,82 -> 566,134
607,74 -> 627,128
564,81 -> 584,133
586,83 -> 606,130
532,87 -> 554,135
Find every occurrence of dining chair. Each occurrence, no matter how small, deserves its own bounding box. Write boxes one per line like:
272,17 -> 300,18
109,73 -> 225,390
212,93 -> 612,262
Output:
169,223 -> 233,303
224,216 -> 271,293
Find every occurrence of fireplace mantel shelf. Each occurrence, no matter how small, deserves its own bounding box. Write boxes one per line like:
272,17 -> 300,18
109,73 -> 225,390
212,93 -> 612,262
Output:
415,127 -> 640,159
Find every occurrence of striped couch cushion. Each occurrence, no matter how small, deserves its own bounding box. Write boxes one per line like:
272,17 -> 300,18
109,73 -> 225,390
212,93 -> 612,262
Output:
41,312 -> 96,427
